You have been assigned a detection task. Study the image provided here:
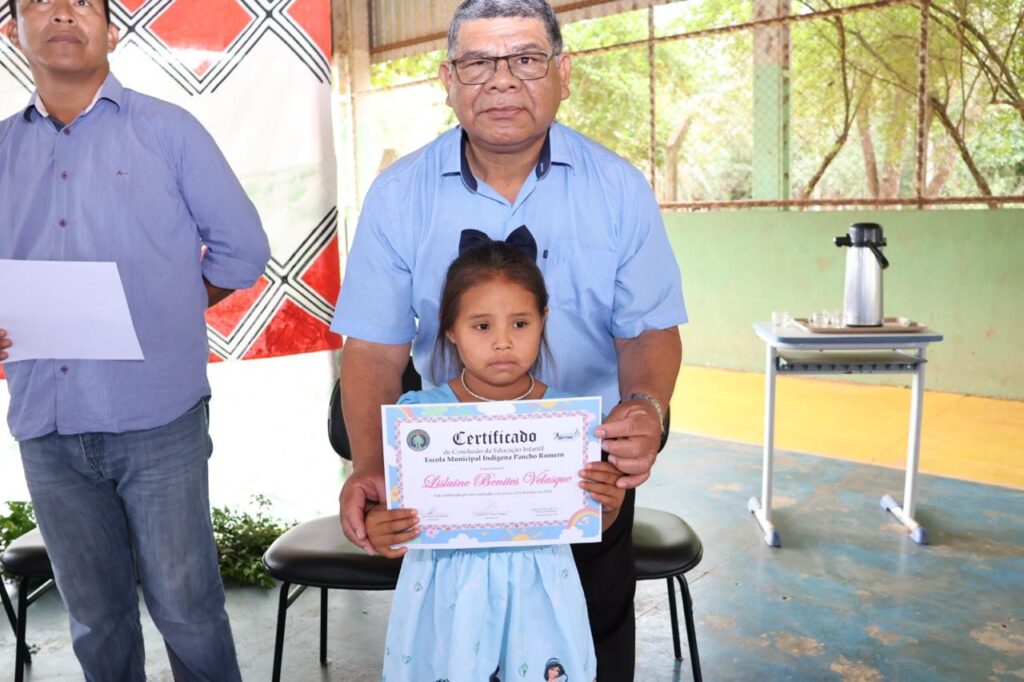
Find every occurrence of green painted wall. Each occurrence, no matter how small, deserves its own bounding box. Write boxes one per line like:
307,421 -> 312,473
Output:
664,209 -> 1024,400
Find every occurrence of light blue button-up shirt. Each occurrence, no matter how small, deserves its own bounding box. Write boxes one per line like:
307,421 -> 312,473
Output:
0,74 -> 270,440
332,123 -> 687,409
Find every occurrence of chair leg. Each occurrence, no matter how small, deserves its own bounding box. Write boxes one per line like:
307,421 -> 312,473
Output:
272,581 -> 290,682
15,576 -> 30,682
319,588 -> 328,665
2,580 -> 28,663
665,577 -> 682,660
3,579 -> 33,670
1,579 -> 16,634
676,575 -> 702,682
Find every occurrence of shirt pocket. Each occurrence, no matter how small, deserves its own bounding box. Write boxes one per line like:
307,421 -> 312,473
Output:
90,160 -> 133,238
542,247 -> 618,326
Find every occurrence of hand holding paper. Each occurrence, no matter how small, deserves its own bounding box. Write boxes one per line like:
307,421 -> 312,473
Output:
0,260 -> 144,362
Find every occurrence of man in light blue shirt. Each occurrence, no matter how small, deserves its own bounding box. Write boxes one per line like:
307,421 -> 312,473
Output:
331,1 -> 685,678
0,0 -> 269,679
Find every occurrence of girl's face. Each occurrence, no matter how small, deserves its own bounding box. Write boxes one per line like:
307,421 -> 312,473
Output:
445,276 -> 545,399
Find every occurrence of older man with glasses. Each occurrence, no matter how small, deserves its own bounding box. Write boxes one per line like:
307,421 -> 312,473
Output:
331,1 -> 687,679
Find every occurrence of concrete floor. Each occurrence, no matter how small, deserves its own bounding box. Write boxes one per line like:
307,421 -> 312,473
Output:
3,432 -> 1023,681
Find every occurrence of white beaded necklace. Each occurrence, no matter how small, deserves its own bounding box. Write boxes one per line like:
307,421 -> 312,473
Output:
460,368 -> 535,402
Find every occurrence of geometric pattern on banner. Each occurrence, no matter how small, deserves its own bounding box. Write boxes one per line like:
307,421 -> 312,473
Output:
0,9 -> 31,93
1,0 -> 340,364
0,0 -> 330,96
114,0 -> 331,95
206,208 -> 341,360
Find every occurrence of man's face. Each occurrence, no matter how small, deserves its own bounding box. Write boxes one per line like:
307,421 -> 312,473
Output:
440,16 -> 570,154
6,0 -> 118,78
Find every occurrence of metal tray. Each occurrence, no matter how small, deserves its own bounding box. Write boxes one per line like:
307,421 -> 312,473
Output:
793,317 -> 927,334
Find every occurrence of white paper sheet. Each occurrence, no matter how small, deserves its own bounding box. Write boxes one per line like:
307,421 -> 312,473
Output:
0,259 -> 144,362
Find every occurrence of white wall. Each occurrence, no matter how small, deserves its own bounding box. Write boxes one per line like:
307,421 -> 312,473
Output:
0,351 -> 346,523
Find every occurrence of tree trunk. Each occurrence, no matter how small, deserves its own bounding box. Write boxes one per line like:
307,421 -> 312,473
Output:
928,94 -> 997,207
857,98 -> 880,198
663,116 -> 693,203
926,144 -> 958,196
879,125 -> 908,198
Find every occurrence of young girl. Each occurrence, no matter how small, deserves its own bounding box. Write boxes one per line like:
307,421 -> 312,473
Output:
367,237 -> 624,682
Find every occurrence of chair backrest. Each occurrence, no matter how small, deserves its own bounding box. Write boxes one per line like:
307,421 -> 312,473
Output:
328,357 -> 423,461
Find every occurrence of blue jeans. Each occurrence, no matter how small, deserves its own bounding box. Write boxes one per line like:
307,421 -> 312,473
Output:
19,398 -> 241,682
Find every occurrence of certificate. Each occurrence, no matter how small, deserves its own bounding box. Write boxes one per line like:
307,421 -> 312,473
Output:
382,396 -> 603,549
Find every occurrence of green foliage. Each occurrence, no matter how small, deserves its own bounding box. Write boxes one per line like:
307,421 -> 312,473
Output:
370,49 -> 445,88
0,501 -> 36,552
351,1 -> 1024,202
0,501 -> 37,581
2,496 -> 294,588
211,495 -> 295,588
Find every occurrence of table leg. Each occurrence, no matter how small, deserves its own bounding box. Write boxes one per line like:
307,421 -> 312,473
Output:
749,344 -> 781,547
880,347 -> 929,545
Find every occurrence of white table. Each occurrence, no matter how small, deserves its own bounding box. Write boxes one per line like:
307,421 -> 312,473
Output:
749,321 -> 944,547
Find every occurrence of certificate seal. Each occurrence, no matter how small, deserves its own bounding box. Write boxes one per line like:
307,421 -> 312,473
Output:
406,429 -> 430,451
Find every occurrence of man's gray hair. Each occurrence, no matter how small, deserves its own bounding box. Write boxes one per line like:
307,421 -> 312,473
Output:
447,0 -> 563,58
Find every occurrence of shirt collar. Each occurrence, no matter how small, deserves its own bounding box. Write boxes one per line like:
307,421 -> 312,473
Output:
23,72 -> 124,123
443,124 -> 571,193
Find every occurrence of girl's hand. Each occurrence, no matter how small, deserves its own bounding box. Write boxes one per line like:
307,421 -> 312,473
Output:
579,461 -> 626,531
365,505 -> 419,558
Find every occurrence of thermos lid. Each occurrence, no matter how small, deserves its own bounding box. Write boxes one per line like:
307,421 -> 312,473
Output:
847,222 -> 886,247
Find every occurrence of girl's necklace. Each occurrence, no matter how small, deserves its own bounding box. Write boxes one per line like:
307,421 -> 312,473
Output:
460,368 -> 535,402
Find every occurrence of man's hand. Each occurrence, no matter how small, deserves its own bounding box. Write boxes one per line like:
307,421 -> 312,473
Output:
365,505 -> 419,559
339,470 -> 387,554
0,329 -> 10,361
595,399 -> 662,489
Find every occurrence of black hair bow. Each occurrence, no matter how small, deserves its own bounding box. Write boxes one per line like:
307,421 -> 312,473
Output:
458,225 -> 537,262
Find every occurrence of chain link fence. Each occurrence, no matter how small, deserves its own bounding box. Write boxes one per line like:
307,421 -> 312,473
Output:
360,0 -> 1024,210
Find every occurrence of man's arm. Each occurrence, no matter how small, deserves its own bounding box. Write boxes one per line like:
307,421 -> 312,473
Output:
204,278 -> 234,307
338,337 -> 411,553
595,327 -> 682,488
0,329 -> 10,361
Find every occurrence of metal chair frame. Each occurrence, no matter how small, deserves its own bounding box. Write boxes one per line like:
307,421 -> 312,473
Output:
2,539 -> 57,682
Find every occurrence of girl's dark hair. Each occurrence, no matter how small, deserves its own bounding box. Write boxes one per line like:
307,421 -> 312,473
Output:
7,0 -> 112,23
431,240 -> 551,385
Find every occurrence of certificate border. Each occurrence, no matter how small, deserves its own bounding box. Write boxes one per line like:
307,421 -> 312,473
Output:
382,398 -> 603,549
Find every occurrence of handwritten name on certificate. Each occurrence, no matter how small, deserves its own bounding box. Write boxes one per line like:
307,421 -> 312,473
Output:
382,396 -> 603,549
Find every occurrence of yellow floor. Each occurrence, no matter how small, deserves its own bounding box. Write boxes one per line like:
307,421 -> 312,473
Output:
671,365 -> 1024,490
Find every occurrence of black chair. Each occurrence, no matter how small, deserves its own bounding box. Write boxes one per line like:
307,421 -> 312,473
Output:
1,528 -> 57,682
261,361 -> 421,681
633,507 -> 703,681
261,516 -> 402,681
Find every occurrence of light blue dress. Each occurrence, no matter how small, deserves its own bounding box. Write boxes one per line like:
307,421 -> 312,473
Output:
381,384 -> 596,682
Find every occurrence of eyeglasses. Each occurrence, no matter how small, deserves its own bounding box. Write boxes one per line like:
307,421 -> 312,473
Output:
450,52 -> 557,85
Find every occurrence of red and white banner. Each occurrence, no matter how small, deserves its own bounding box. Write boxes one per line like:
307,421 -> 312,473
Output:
0,0 -> 342,363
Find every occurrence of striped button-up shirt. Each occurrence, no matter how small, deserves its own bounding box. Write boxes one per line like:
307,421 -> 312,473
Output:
0,74 -> 270,440
332,123 -> 687,409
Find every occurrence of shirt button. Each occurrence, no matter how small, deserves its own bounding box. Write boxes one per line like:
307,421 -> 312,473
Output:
59,365 -> 69,374
63,128 -> 71,136
61,171 -> 69,180
58,218 -> 67,228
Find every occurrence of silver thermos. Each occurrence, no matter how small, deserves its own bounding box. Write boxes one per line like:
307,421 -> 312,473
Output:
834,222 -> 889,327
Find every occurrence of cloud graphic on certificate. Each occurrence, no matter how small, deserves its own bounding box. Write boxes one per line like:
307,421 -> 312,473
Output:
559,527 -> 585,542
449,533 -> 480,546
